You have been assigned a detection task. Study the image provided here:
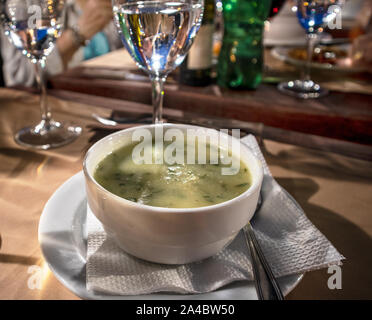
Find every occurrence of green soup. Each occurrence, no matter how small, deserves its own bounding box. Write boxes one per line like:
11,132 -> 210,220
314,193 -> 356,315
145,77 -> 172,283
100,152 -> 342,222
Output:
94,141 -> 251,208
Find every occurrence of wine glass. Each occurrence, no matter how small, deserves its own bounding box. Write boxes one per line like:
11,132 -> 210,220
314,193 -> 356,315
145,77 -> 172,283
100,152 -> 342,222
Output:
112,0 -> 204,123
278,0 -> 344,99
1,0 -> 81,149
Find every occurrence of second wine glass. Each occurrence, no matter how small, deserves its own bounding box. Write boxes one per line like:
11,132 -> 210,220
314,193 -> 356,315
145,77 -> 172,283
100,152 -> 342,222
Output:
278,0 -> 344,99
1,0 -> 82,149
112,0 -> 204,123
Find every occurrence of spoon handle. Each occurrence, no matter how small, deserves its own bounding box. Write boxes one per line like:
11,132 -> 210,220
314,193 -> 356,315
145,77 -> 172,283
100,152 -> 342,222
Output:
243,223 -> 284,300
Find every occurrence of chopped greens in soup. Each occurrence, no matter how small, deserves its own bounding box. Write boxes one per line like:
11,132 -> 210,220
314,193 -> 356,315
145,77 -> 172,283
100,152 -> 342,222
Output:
94,141 -> 251,208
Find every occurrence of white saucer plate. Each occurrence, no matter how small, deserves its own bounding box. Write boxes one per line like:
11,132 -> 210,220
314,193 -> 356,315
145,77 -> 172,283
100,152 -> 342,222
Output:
38,172 -> 303,300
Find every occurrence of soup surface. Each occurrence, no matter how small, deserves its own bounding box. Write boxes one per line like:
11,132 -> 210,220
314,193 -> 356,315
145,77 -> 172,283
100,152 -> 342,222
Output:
94,142 -> 251,208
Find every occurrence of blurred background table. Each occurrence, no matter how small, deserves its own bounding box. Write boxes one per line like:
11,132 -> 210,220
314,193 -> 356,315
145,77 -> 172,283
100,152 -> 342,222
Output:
42,48 -> 372,161
47,49 -> 372,144
0,88 -> 371,299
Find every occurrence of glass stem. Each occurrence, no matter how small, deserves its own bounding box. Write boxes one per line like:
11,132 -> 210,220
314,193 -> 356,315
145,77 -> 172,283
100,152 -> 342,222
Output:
151,76 -> 165,124
303,33 -> 317,82
34,59 -> 52,124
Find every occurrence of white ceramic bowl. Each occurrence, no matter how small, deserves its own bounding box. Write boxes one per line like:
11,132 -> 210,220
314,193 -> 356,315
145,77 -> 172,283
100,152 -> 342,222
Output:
83,124 -> 263,264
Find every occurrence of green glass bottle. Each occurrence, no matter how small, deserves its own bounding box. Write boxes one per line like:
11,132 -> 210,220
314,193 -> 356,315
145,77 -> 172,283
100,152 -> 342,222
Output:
217,0 -> 271,89
179,0 -> 215,86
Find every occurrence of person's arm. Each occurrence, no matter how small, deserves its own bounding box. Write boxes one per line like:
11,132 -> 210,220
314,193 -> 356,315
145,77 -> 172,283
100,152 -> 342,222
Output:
1,0 -> 113,86
56,0 -> 113,69
350,1 -> 372,67
56,29 -> 81,69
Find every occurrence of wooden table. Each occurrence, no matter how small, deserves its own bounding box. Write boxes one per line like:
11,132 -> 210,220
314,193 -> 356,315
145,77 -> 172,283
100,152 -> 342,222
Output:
47,49 -> 372,147
0,88 -> 371,300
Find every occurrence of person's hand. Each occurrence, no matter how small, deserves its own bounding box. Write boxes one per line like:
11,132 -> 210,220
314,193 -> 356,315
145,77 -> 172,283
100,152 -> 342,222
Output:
77,0 -> 113,40
351,33 -> 372,68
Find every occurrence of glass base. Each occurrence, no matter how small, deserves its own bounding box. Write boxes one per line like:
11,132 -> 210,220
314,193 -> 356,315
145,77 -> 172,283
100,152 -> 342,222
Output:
278,80 -> 328,99
14,119 -> 82,150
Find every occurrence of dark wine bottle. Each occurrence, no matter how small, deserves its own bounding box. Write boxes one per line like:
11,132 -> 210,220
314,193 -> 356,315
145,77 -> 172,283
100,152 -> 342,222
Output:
179,0 -> 215,86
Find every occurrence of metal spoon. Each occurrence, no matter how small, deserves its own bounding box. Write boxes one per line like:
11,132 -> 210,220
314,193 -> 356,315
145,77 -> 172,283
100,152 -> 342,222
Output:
243,194 -> 284,300
92,113 -> 152,126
